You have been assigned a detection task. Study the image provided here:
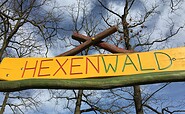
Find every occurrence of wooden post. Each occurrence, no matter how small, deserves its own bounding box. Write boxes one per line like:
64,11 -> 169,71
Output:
71,32 -> 134,53
56,26 -> 118,56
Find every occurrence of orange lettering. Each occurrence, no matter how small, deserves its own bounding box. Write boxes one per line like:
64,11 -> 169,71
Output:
38,59 -> 53,77
22,60 -> 38,78
86,56 -> 99,74
70,57 -> 83,75
53,59 -> 68,76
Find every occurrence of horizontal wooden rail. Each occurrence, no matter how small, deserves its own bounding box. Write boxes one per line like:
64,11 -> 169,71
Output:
0,70 -> 185,92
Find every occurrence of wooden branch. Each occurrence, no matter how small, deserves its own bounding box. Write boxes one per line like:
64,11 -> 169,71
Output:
0,70 -> 185,92
72,32 -> 134,53
56,26 -> 118,56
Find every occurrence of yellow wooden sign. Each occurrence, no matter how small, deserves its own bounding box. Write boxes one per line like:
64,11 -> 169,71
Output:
0,47 -> 185,81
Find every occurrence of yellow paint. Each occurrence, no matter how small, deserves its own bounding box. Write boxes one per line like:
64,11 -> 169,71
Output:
1,47 -> 185,81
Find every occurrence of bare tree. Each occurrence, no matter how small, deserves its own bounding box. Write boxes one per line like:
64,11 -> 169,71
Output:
1,0 -> 185,114
94,0 -> 185,114
49,0 -> 185,114
0,0 -> 64,113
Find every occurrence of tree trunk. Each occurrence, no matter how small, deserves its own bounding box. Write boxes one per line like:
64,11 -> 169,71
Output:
134,85 -> 144,114
0,92 -> 10,114
74,90 -> 83,114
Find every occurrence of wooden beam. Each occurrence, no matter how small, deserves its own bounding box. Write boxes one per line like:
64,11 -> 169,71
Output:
56,26 -> 118,56
0,70 -> 185,92
2,46 -> 185,81
72,32 -> 134,53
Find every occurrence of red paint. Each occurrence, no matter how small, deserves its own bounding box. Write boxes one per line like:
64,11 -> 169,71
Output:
53,59 -> 68,76
38,59 -> 53,77
22,60 -> 38,78
70,57 -> 83,75
86,56 -> 99,74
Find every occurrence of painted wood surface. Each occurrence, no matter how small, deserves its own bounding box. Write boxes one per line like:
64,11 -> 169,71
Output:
0,47 -> 185,81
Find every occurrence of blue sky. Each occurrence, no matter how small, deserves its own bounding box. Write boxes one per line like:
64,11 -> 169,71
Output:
1,0 -> 185,113
45,0 -> 185,113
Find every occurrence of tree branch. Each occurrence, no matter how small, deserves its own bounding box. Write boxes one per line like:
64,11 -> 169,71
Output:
142,83 -> 170,105
97,0 -> 122,18
143,104 -> 162,114
133,26 -> 184,48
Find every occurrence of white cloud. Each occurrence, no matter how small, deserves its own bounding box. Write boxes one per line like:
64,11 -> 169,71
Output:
56,0 -> 77,6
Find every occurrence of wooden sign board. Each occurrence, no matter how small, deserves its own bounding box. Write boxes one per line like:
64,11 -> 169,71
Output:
0,47 -> 185,81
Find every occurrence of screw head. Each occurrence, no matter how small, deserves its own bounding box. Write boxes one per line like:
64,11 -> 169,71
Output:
91,37 -> 95,41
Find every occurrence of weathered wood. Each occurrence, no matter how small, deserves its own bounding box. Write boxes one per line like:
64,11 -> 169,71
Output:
0,47 -> 185,81
72,32 -> 134,53
0,70 -> 185,92
56,26 -> 118,56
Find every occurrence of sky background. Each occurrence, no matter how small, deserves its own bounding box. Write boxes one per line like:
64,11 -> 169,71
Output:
47,0 -> 185,57
1,0 -> 185,113
47,0 -> 185,113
